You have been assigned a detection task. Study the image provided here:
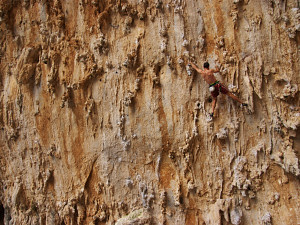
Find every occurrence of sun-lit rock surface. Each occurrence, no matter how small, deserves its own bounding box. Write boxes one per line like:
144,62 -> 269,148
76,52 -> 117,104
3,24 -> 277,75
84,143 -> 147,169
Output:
0,0 -> 299,224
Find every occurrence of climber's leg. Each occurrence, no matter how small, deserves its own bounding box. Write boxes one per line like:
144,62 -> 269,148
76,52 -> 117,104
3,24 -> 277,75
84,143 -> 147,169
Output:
211,97 -> 217,117
226,92 -> 243,104
219,84 -> 247,106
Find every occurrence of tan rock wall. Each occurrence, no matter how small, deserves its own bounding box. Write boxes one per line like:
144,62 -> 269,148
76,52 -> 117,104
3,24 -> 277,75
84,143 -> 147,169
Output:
0,0 -> 299,224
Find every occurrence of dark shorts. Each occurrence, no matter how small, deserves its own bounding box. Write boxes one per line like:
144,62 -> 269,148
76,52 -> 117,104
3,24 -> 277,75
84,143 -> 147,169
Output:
210,83 -> 229,98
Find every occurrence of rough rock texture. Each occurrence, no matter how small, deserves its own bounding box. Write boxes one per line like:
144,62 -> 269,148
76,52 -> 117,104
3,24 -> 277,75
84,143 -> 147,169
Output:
0,0 -> 299,224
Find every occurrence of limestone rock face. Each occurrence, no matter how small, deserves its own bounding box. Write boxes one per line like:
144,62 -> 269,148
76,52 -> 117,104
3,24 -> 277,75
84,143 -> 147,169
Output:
0,0 -> 299,224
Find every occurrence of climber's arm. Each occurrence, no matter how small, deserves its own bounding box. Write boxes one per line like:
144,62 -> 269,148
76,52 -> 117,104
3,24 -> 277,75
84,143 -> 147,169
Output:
211,66 -> 220,73
190,62 -> 204,74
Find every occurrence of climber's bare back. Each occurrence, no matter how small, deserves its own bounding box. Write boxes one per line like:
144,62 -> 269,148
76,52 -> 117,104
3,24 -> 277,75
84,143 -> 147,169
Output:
190,62 -> 218,84
199,69 -> 218,85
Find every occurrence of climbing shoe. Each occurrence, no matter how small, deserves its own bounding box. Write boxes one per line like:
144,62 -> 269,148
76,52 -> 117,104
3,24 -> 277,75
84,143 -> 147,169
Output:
242,103 -> 248,107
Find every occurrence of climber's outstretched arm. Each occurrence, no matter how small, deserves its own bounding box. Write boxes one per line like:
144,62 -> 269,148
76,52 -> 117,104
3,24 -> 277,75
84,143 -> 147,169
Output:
190,62 -> 204,74
211,66 -> 220,73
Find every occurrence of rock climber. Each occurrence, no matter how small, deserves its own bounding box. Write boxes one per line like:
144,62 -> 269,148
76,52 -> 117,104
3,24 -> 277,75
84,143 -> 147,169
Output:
189,61 -> 248,118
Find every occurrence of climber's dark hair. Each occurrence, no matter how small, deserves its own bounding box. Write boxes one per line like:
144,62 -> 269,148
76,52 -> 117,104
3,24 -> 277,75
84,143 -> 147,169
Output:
204,62 -> 209,69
